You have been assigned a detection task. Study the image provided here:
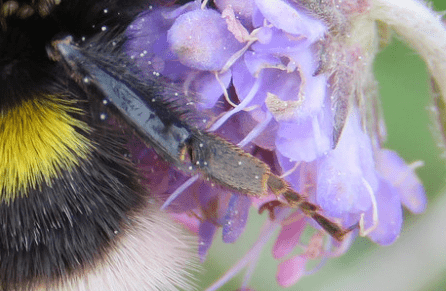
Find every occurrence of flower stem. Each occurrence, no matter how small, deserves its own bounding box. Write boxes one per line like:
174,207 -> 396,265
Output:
370,0 -> 446,147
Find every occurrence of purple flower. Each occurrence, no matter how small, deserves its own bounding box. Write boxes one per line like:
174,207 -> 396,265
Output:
124,0 -> 427,289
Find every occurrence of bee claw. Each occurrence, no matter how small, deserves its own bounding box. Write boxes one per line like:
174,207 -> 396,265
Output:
258,200 -> 284,220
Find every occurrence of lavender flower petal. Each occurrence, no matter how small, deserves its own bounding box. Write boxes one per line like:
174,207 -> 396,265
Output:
364,179 -> 403,246
193,70 -> 232,109
276,104 -> 332,162
377,149 -> 427,213
251,27 -> 312,54
126,7 -> 191,80
167,8 -> 243,71
316,110 -> 377,218
254,0 -> 326,41
222,194 -> 251,243
272,212 -> 306,259
214,0 -> 255,27
199,220 -> 217,262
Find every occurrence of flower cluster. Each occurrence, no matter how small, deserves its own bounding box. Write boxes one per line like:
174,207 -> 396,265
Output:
124,0 -> 427,289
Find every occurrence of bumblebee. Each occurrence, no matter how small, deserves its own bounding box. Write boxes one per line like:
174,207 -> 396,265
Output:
0,1 -> 198,290
1,0 -> 353,290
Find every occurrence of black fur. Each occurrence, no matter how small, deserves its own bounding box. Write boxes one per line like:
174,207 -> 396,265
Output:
0,0 -> 152,288
0,123 -> 146,289
0,0 -> 148,110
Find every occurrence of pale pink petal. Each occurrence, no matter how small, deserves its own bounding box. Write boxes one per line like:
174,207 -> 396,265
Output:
277,255 -> 308,287
273,212 -> 306,259
170,212 -> 200,234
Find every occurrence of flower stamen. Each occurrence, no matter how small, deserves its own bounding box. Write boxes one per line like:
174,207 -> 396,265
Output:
408,160 -> 424,170
209,74 -> 262,131
161,174 -> 200,210
280,161 -> 301,179
325,233 -> 354,258
303,234 -> 332,276
220,14 -> 273,74
359,177 -> 379,237
200,0 -> 208,10
305,232 -> 324,259
392,160 -> 424,188
238,112 -> 273,147
214,71 -> 237,107
205,211 -> 286,291
220,40 -> 256,74
213,71 -> 258,112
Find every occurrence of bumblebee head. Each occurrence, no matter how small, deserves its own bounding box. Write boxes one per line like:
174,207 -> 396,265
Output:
0,1 -> 197,290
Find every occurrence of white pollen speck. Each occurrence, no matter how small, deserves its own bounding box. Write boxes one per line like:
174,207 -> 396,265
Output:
203,162 -> 208,166
100,113 -> 107,120
196,161 -> 200,165
81,36 -> 86,41
83,77 -> 90,83
188,166 -> 193,170
255,175 -> 259,179
101,26 -> 107,31
103,8 -> 108,13
102,99 -> 108,105
199,143 -> 203,147
152,98 -> 156,102
174,92 -> 179,96
238,161 -> 242,165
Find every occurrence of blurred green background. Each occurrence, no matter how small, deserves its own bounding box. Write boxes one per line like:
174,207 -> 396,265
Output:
195,1 -> 446,290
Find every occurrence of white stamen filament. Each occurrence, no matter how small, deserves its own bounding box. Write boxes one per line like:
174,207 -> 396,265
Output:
209,74 -> 262,132
205,209 -> 289,291
220,39 -> 256,74
392,159 -> 425,187
359,178 -> 379,237
302,235 -> 331,277
161,175 -> 200,210
214,71 -> 237,108
408,160 -> 425,170
280,161 -> 301,179
237,112 -> 273,148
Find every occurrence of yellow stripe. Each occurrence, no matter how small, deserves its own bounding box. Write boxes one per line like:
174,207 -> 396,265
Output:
0,95 -> 93,201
